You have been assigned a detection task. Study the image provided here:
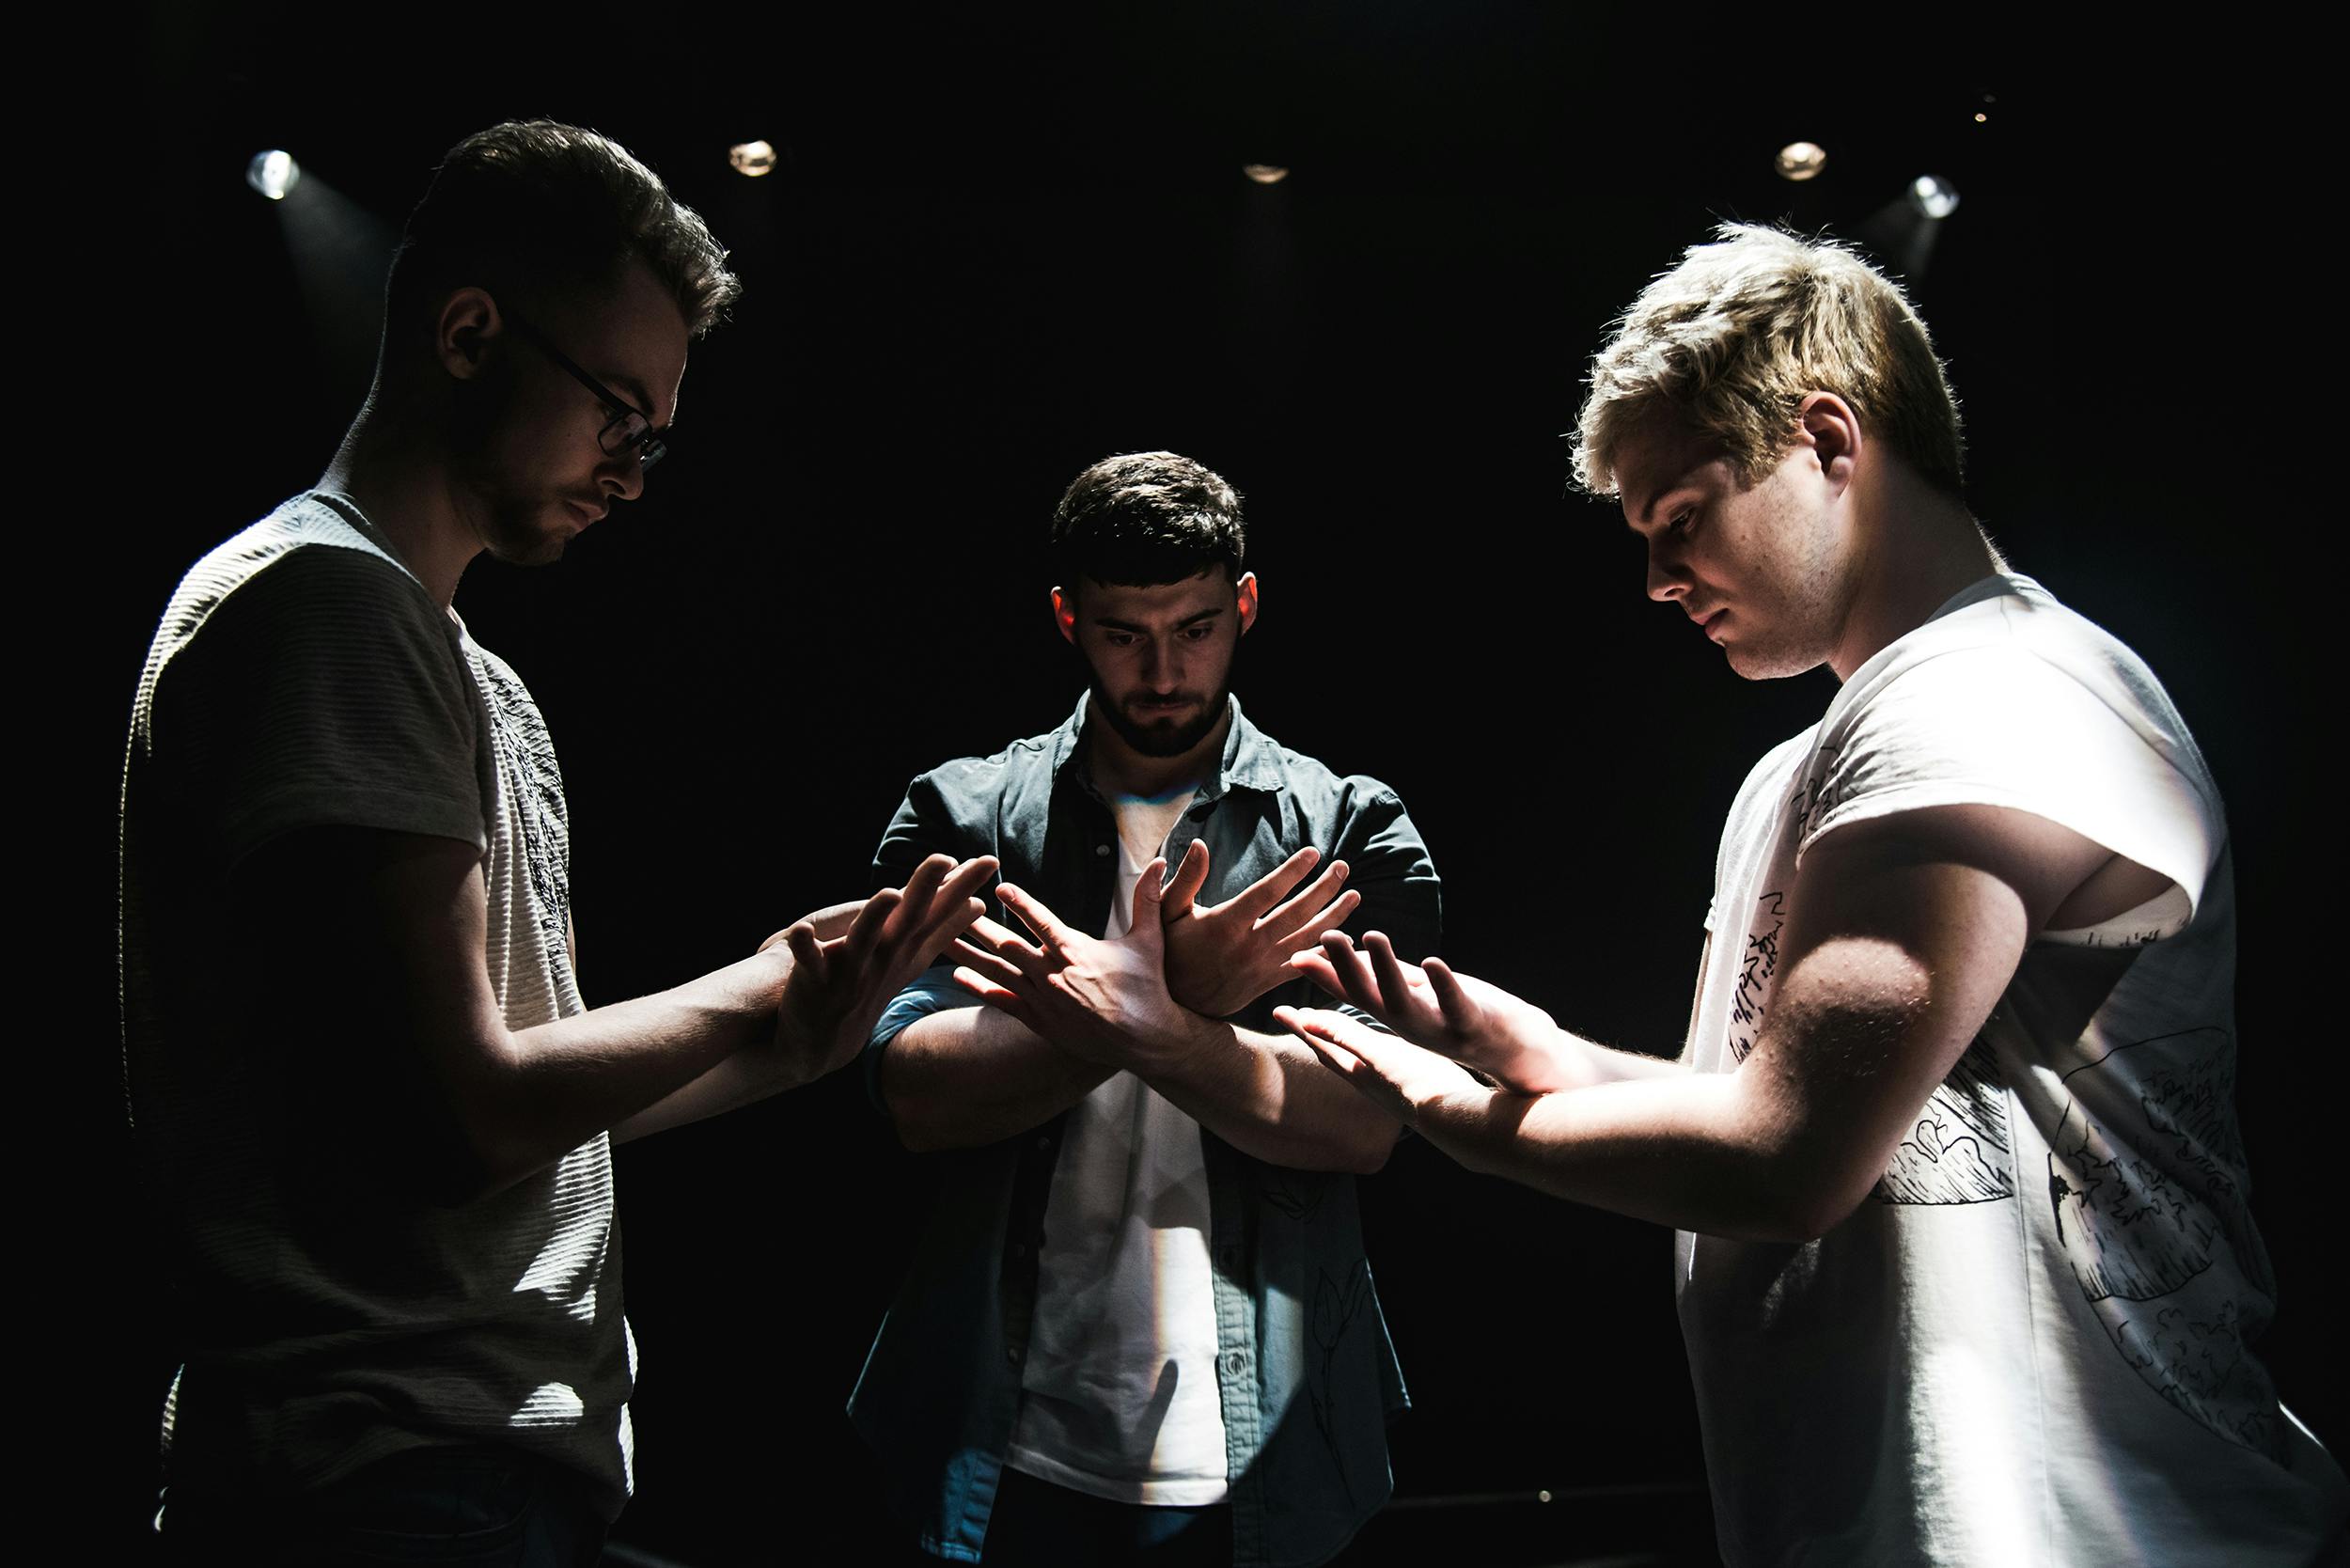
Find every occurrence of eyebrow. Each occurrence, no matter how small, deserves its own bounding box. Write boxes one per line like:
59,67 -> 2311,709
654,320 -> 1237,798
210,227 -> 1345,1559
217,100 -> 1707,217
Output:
1625,464 -> 1700,531
1093,606 -> 1226,631
604,372 -> 665,427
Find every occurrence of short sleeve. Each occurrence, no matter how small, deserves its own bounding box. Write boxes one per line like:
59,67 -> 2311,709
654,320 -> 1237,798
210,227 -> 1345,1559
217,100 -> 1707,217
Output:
1328,781 -> 1442,963
150,543 -> 488,874
1803,646 -> 2221,918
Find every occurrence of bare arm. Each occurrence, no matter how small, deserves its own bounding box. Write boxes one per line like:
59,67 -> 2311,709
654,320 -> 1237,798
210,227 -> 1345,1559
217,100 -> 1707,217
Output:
1283,805 -> 2149,1239
876,1000 -> 1115,1152
241,829 -> 989,1193
1294,932 -> 1686,1092
954,874 -> 1401,1174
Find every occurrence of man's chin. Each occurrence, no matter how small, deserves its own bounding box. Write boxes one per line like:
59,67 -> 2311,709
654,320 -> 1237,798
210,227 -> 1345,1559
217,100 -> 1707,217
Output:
480,517 -> 572,568
1111,703 -> 1221,758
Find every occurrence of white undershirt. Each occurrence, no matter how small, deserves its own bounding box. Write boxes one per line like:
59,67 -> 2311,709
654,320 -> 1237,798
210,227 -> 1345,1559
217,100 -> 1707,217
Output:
1003,792 -> 1231,1505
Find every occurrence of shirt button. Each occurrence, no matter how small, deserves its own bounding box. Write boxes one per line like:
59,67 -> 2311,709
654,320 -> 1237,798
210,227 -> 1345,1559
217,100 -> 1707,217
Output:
1006,1347 -> 1023,1365
1035,1136 -> 1052,1150
1216,1244 -> 1240,1271
1222,1351 -> 1249,1378
1095,843 -> 1112,857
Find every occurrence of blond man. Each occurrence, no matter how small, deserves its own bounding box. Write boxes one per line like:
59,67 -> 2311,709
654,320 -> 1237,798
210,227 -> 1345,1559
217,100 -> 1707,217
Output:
1280,226 -> 2347,1566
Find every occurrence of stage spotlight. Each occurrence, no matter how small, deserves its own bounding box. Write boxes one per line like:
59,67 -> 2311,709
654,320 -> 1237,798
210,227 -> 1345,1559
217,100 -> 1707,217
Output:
1242,164 -> 1289,184
1775,142 -> 1827,181
1909,174 -> 1960,219
728,140 -> 777,178
246,149 -> 301,201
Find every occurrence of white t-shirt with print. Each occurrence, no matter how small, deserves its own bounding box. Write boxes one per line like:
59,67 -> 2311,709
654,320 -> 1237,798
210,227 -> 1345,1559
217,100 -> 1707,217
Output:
1676,573 -> 2346,1565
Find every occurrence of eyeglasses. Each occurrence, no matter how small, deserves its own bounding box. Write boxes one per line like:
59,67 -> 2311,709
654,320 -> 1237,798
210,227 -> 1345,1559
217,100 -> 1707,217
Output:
506,311 -> 669,472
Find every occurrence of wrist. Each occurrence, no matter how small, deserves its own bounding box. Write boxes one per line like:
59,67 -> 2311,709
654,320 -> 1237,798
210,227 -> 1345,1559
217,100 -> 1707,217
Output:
1127,1007 -> 1224,1076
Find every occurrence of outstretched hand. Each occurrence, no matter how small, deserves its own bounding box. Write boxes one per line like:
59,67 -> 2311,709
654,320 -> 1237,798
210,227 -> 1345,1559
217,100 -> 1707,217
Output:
1289,931 -> 1574,1092
950,864 -> 1205,1070
1160,840 -> 1360,1017
1272,1005 -> 1491,1128
767,854 -> 996,1089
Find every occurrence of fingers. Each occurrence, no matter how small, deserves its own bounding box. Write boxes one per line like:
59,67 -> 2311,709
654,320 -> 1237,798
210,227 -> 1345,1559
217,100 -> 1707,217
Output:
1363,932 -> 1426,1022
995,884 -> 1072,955
876,855 -> 953,944
785,922 -> 824,974
951,934 -> 1032,987
951,966 -> 1036,1030
836,888 -> 901,960
965,914 -> 1046,962
1160,840 -> 1211,920
1317,932 -> 1386,1014
1273,887 -> 1362,951
1128,856 -> 1170,923
1422,957 -> 1479,1028
1286,946 -> 1348,999
1272,1003 -> 1358,1057
1230,846 -> 1321,921
928,856 -> 999,924
1263,855 -> 1349,929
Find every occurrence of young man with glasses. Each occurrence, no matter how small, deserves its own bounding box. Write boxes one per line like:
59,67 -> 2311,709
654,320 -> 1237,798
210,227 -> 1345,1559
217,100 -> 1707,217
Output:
850,451 -> 1440,1568
120,120 -> 992,1563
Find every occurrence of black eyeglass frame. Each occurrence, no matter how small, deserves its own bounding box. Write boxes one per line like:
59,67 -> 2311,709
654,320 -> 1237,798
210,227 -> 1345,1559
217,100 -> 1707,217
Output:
506,311 -> 669,472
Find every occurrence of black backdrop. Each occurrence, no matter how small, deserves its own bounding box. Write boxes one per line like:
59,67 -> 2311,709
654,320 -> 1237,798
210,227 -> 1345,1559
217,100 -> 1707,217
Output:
69,8 -> 2337,1562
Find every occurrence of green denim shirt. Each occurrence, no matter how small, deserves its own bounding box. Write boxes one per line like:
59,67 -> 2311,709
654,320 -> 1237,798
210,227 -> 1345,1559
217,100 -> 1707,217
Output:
849,695 -> 1440,1567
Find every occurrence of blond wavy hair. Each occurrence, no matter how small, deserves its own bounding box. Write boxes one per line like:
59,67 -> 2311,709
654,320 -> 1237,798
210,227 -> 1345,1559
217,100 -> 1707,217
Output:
1573,225 -> 1964,497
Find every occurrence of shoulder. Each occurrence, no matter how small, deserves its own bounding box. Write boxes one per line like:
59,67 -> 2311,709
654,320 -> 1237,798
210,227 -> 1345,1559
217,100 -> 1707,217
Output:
160,501 -> 449,671
902,722 -> 1064,806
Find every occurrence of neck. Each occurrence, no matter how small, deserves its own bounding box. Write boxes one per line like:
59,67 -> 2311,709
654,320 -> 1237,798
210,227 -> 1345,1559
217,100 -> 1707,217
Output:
318,391 -> 482,609
1829,463 -> 2004,682
1085,696 -> 1231,800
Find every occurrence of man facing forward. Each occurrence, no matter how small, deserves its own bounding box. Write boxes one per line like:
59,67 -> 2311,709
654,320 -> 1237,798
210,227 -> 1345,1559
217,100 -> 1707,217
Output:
1282,227 -> 2348,1565
852,452 -> 1440,1567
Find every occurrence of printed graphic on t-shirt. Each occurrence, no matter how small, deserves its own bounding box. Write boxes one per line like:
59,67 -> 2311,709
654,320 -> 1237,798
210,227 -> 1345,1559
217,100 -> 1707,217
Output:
1872,1037 -> 2015,1204
1736,886 -> 2018,1207
472,651 -> 573,969
2046,1026 -> 2283,1459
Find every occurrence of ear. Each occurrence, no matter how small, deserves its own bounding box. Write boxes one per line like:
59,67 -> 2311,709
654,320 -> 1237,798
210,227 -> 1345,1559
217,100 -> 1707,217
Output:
1050,585 -> 1077,646
1234,571 -> 1260,635
1795,392 -> 1862,495
435,287 -> 503,383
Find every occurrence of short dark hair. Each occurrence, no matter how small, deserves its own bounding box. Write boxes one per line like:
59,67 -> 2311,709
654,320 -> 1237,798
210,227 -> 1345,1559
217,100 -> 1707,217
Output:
385,119 -> 740,339
1049,452 -> 1246,589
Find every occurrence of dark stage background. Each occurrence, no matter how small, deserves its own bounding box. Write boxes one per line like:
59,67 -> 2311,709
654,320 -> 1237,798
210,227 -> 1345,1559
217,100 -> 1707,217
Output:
69,8 -> 2335,1563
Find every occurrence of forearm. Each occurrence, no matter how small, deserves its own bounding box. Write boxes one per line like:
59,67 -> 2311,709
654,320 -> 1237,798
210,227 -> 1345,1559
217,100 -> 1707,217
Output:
1141,1017 -> 1401,1175
880,1005 -> 1114,1152
1412,1072 -> 1826,1241
473,948 -> 793,1184
1498,1027 -> 1690,1092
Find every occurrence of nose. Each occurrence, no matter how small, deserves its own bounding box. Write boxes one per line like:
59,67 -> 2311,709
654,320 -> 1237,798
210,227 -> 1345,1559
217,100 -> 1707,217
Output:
1645,537 -> 1687,603
598,449 -> 647,504
1139,637 -> 1180,691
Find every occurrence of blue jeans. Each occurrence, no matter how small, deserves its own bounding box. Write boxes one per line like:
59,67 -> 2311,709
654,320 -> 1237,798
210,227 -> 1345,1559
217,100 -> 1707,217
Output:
977,1466 -> 1232,1567
155,1444 -> 607,1566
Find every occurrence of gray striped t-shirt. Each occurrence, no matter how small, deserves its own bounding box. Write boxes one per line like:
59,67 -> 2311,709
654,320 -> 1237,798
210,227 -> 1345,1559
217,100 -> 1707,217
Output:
120,492 -> 633,1515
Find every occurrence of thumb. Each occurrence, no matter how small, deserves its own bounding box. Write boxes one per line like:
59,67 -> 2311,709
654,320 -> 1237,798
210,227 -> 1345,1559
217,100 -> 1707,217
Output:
1130,857 -> 1170,948
1161,839 -> 1210,920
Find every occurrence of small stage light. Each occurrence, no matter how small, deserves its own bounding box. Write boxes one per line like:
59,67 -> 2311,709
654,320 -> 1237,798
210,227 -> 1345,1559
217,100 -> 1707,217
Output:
1775,142 -> 1827,181
1909,175 -> 1960,219
728,140 -> 777,178
246,149 -> 301,201
1242,164 -> 1289,184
